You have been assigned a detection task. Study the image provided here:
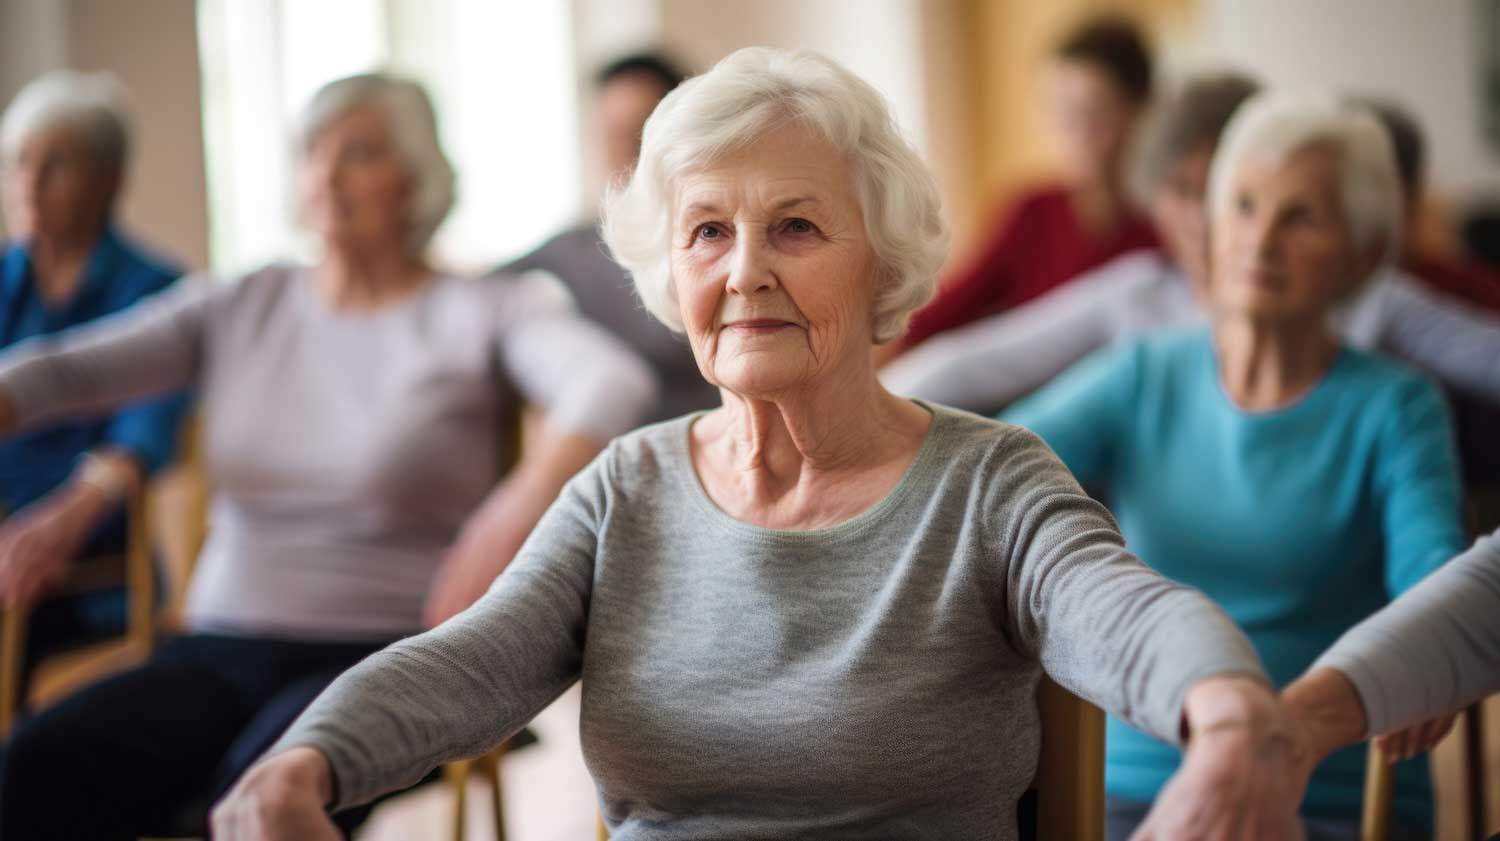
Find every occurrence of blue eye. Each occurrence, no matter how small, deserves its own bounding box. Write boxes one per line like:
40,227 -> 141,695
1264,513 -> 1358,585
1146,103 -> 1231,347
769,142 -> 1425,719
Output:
784,218 -> 814,234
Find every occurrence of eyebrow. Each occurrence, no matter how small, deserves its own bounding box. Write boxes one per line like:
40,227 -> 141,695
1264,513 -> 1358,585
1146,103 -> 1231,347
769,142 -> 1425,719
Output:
680,195 -> 822,217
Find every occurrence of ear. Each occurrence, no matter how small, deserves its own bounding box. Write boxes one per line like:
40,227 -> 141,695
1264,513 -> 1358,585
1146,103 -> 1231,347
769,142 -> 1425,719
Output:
1349,235 -> 1388,292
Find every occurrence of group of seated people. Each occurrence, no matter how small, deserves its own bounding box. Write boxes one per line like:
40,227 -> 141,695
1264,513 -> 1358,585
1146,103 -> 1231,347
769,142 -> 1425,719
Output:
0,15 -> 1495,841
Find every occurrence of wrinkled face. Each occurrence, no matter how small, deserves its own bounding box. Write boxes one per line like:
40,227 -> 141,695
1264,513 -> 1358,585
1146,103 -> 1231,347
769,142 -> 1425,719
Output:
1045,59 -> 1140,182
297,104 -> 413,253
596,73 -> 672,181
1151,142 -> 1214,294
0,124 -> 114,243
669,125 -> 875,398
1211,142 -> 1371,321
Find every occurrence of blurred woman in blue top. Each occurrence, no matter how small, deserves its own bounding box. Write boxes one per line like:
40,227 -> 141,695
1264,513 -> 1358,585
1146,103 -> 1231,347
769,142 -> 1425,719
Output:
0,71 -> 188,687
1004,92 -> 1467,841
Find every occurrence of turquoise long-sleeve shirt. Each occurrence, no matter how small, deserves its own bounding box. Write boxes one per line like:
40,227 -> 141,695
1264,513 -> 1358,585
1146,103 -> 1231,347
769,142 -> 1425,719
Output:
1003,330 -> 1466,827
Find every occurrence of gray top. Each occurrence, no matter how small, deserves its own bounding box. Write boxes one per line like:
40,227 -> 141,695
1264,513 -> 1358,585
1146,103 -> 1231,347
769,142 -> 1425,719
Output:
501,224 -> 720,422
274,404 -> 1264,839
1313,529 -> 1500,735
882,249 -> 1500,413
0,265 -> 658,639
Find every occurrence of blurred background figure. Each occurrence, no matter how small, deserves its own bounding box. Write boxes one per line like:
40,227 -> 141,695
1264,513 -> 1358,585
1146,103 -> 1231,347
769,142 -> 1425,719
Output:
499,52 -> 719,422
1003,92 -> 1467,841
0,70 -> 189,696
0,72 -> 655,841
891,15 -> 1158,354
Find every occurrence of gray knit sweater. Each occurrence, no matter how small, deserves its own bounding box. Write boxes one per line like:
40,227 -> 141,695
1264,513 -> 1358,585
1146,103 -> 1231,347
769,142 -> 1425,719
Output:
275,405 -> 1264,839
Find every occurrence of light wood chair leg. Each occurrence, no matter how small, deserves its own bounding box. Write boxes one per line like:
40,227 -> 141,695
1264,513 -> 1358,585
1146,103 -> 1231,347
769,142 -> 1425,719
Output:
0,607 -> 29,737
480,748 -> 507,841
1361,742 -> 1394,841
446,759 -> 473,841
597,814 -> 609,840
1035,676 -> 1105,841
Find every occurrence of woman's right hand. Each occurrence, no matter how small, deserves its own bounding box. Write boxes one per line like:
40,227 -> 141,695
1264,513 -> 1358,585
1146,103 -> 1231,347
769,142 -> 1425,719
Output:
211,747 -> 342,841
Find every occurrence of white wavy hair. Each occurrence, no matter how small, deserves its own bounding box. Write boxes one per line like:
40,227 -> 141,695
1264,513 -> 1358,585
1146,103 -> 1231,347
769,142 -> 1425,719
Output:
0,70 -> 131,176
1208,91 -> 1403,270
601,47 -> 949,343
295,73 -> 456,257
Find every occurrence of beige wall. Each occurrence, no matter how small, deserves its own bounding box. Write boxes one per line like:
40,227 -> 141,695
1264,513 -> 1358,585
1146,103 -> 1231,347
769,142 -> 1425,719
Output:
0,0 -> 209,270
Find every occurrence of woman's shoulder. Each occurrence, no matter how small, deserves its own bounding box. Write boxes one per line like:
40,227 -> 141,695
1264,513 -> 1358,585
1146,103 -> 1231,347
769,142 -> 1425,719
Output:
588,412 -> 700,490
1332,346 -> 1447,410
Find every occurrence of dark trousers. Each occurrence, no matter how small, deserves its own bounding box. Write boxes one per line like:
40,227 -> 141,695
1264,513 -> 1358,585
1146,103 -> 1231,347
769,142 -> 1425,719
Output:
0,633 -> 391,841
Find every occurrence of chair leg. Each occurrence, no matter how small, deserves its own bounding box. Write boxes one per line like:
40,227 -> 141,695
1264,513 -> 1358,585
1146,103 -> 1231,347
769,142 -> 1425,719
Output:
1361,743 -> 1393,841
446,759 -> 473,841
482,748 -> 506,841
1465,703 -> 1489,839
0,607 -> 29,737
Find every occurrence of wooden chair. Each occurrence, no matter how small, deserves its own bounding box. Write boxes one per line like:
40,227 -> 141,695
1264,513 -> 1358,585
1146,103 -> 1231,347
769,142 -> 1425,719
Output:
594,675 -> 1105,840
1362,700 -> 1493,841
0,487 -> 155,737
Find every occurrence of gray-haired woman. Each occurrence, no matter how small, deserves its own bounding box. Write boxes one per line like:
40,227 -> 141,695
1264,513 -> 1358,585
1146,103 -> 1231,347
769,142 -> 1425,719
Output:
0,73 -> 657,839
214,49 -> 1307,841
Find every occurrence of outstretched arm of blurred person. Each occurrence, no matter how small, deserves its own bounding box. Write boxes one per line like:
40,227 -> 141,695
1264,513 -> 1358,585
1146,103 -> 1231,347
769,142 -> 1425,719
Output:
421,423 -> 604,626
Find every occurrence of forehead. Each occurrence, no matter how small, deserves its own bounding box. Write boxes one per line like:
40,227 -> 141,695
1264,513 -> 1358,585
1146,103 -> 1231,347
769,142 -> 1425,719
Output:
671,126 -> 855,213
309,103 -> 392,147
1235,140 -> 1343,198
6,121 -> 93,160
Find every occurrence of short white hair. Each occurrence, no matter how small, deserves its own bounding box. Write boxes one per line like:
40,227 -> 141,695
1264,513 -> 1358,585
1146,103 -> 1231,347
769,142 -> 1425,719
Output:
0,70 -> 130,175
1208,91 -> 1403,268
602,47 -> 949,343
296,73 -> 456,257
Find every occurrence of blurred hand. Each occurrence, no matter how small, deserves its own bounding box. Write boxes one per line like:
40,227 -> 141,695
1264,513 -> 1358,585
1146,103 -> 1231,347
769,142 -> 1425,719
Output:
211,747 -> 341,841
422,520 -> 507,628
0,490 -> 97,609
1129,676 -> 1309,841
1374,712 -> 1458,763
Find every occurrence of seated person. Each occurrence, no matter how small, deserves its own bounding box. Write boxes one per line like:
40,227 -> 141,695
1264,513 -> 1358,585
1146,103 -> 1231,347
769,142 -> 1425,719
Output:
0,72 -> 658,840
896,16 -> 1159,351
499,52 -> 718,422
1003,92 -> 1469,840
0,70 -> 189,691
215,48 -> 1307,841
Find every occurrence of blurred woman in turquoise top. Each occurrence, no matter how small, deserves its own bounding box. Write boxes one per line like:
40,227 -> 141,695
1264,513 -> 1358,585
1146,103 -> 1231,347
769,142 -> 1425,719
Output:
1004,92 -> 1467,841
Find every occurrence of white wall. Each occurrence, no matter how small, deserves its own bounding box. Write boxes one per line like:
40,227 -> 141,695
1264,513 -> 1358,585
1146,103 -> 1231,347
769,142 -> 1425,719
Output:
1198,0 -> 1500,198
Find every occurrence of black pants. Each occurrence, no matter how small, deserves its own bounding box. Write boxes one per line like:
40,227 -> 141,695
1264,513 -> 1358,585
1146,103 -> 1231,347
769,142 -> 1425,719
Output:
0,633 -> 391,841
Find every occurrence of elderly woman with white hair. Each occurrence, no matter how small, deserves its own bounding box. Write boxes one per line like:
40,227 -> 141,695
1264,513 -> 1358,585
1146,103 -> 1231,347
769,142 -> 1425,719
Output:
0,73 -> 656,839
213,49 -> 1309,841
1001,92 -> 1468,840
0,71 -> 190,682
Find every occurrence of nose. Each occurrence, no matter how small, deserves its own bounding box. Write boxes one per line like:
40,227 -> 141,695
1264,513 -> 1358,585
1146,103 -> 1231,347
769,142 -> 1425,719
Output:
725,232 -> 778,298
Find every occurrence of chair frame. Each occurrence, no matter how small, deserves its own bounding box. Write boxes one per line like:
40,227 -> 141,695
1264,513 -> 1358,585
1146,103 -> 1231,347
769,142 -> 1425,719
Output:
0,487 -> 153,737
1363,701 -> 1493,841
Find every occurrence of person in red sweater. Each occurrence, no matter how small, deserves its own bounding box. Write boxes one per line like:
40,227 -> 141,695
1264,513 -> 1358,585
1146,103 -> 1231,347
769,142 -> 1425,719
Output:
900,17 -> 1158,350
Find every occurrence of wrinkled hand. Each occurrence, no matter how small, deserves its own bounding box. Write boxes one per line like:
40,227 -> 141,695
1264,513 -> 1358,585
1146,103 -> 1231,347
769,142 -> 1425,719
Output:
422,523 -> 508,628
211,747 -> 341,841
1374,712 -> 1458,763
0,495 -> 93,609
1129,677 -> 1309,841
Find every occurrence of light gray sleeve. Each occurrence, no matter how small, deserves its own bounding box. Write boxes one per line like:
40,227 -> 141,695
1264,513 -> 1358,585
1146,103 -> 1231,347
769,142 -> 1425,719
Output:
496,272 -> 660,441
1311,529 -> 1500,735
991,427 -> 1267,744
880,257 -> 1147,412
1374,274 -> 1500,401
0,277 -> 213,430
269,450 -> 607,809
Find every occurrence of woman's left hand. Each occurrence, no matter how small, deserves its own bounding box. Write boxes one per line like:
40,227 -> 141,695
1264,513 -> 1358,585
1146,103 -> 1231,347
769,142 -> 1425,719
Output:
1129,676 -> 1310,841
0,489 -> 98,608
1374,712 -> 1459,763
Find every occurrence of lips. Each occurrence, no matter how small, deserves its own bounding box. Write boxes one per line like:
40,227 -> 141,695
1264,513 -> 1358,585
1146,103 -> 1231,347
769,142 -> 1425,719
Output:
723,319 -> 795,334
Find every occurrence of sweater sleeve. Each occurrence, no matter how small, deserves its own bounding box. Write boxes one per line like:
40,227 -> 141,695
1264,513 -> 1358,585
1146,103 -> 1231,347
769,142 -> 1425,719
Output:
1371,373 -> 1467,597
270,449 -> 609,809
990,427 -> 1266,744
999,340 -> 1144,487
881,255 -> 1149,412
0,277 -> 214,432
1375,273 -> 1500,403
495,272 -> 659,442
1312,530 -> 1500,734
